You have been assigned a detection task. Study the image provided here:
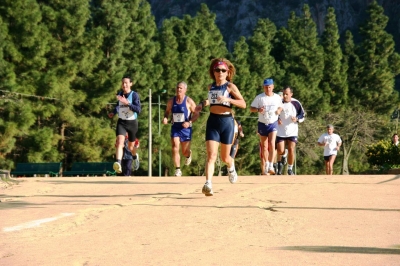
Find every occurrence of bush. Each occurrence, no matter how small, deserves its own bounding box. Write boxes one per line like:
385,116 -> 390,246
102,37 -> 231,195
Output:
366,140 -> 400,168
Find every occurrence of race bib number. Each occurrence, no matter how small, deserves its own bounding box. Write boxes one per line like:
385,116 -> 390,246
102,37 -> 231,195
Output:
209,91 -> 223,104
173,113 -> 185,122
119,105 -> 135,120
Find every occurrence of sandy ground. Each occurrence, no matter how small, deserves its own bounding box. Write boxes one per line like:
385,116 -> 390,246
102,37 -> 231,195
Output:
0,174 -> 399,266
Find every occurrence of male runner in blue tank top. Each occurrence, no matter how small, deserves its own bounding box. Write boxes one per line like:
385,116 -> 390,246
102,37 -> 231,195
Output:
162,81 -> 200,176
108,76 -> 141,174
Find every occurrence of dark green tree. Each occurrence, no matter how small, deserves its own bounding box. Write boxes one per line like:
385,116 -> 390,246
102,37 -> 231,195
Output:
342,30 -> 361,106
320,7 -> 348,113
0,0 -> 52,167
350,1 -> 400,114
247,18 -> 278,92
275,5 -> 324,115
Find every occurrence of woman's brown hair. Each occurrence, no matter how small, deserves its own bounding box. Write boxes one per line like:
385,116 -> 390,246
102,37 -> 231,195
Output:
208,58 -> 236,82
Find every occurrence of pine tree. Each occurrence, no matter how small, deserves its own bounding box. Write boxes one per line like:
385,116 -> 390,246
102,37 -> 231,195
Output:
320,7 -> 348,113
232,36 -> 252,117
275,5 -> 324,115
125,0 -> 162,90
34,0 -> 104,165
247,18 -> 278,92
343,30 -> 363,108
0,0 -> 52,166
84,0 -> 132,102
351,0 -> 400,114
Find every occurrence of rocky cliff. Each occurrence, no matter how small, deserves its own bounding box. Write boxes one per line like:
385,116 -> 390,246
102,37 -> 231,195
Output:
148,0 -> 400,51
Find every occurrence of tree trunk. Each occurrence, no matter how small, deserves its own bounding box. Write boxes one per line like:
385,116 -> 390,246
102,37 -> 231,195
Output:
59,122 -> 65,174
342,143 -> 349,175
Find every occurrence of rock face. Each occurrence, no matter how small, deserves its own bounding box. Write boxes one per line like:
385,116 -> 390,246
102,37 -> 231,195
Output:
148,0 -> 400,51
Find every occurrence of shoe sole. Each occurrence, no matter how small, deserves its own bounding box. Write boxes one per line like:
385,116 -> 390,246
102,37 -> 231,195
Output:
268,169 -> 275,175
229,176 -> 237,184
113,162 -> 122,174
202,185 -> 213,196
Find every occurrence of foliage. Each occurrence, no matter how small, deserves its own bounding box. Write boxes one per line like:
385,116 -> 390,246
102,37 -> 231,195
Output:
274,5 -> 325,115
349,1 -> 400,115
366,140 -> 400,167
320,7 -> 348,113
0,1 -> 399,176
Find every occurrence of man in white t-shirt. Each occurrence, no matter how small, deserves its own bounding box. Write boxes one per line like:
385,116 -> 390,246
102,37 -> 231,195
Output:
250,78 -> 283,175
317,124 -> 342,175
276,86 -> 305,175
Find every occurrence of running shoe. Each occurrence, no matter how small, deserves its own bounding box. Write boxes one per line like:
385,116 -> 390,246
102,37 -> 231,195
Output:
184,150 -> 192,166
133,154 -> 140,171
113,162 -> 122,174
281,149 -> 288,165
268,167 -> 275,175
228,169 -> 238,183
174,169 -> 182,177
264,164 -> 269,175
202,182 -> 213,196
288,169 -> 294,175
277,162 -> 283,175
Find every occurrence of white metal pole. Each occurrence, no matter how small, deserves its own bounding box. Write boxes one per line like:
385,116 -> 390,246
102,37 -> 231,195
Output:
148,89 -> 152,177
158,94 -> 161,177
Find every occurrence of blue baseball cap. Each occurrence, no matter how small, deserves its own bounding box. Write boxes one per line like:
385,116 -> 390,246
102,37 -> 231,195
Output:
263,78 -> 274,86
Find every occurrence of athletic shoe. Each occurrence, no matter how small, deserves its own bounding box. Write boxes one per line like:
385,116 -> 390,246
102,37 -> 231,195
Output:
184,150 -> 192,166
133,154 -> 140,171
113,162 -> 122,174
281,149 -> 288,165
174,169 -> 182,177
288,169 -> 294,175
228,169 -> 238,183
273,163 -> 278,175
268,167 -> 275,175
277,162 -> 283,175
264,164 -> 269,175
202,182 -> 213,196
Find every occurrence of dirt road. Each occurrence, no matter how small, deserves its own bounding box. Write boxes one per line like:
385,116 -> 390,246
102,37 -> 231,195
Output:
1,175 -> 399,266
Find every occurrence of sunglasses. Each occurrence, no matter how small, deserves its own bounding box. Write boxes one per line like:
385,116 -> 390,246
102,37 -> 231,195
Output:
214,68 -> 227,73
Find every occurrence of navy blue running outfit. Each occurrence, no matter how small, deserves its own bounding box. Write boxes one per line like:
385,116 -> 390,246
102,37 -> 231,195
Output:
171,96 -> 192,142
206,82 -> 235,144
115,90 -> 141,142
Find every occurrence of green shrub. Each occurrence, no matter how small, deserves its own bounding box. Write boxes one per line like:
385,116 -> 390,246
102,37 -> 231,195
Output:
366,140 -> 400,168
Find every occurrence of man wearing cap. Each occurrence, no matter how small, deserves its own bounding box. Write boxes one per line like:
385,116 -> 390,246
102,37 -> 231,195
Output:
317,124 -> 342,175
250,78 -> 283,175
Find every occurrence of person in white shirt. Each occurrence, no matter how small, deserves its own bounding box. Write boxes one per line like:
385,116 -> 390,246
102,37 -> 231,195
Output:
276,86 -> 305,175
250,78 -> 283,175
317,124 -> 342,175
